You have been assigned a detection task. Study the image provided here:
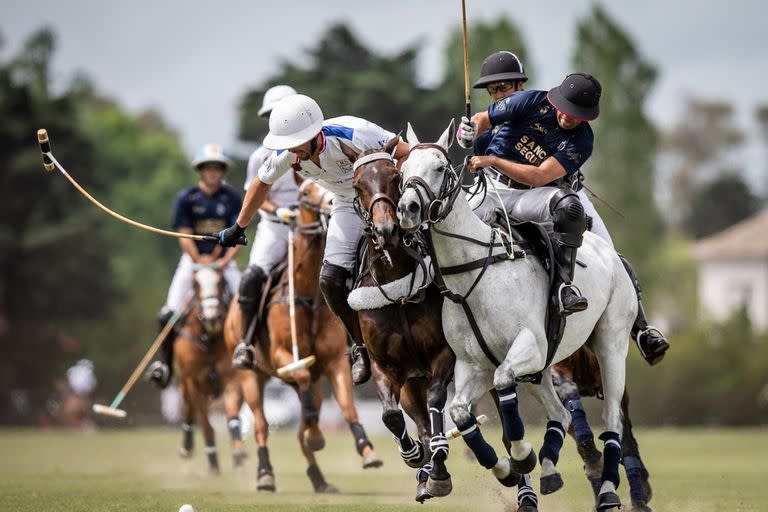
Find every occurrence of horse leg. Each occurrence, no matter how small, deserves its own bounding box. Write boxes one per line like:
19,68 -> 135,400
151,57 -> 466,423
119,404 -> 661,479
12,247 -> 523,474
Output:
299,381 -> 325,452
179,381 -> 195,458
449,360 -> 518,487
552,368 -> 603,497
523,376 -> 571,495
398,378 -> 434,502
620,390 -> 652,511
241,370 -> 275,491
516,473 -> 539,512
325,354 -> 382,469
223,377 -> 246,469
423,347 -> 454,499
190,380 -> 219,475
293,383 -> 339,494
492,326 -> 544,476
591,323 -> 630,511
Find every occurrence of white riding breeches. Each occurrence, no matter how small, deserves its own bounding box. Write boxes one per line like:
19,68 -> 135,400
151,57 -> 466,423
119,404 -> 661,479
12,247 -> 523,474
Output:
323,196 -> 365,271
467,173 -> 615,248
164,253 -> 241,312
248,218 -> 290,274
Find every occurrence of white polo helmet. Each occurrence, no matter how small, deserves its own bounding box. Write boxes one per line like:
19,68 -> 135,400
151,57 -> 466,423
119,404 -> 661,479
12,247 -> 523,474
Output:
191,144 -> 231,170
263,94 -> 324,150
258,84 -> 298,117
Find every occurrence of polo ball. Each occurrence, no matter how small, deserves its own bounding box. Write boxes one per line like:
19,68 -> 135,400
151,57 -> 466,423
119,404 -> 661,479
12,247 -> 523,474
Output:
179,505 -> 195,512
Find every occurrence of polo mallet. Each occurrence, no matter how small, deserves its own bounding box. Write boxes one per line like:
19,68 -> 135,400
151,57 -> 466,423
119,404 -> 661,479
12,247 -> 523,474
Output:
461,0 -> 472,119
276,221 -> 316,377
36,129 -> 246,245
92,291 -> 194,418
446,414 -> 488,440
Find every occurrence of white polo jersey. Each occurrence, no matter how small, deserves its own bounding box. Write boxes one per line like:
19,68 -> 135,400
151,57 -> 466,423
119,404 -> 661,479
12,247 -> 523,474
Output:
258,116 -> 395,199
245,145 -> 299,221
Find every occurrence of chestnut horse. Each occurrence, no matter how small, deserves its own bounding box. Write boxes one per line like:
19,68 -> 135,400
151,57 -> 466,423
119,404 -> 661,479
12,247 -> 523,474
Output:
224,180 -> 382,494
348,140 -> 457,502
174,263 -> 245,474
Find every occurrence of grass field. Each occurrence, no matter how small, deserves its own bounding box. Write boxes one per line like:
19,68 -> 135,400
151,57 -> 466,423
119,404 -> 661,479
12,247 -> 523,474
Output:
0,426 -> 765,511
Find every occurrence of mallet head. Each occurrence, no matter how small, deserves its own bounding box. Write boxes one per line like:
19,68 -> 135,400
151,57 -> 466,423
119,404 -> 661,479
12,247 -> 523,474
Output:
276,355 -> 316,378
37,129 -> 55,172
92,403 -> 127,418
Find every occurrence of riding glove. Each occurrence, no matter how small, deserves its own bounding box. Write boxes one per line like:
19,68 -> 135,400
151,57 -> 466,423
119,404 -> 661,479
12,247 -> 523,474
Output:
457,116 -> 476,150
215,223 -> 247,247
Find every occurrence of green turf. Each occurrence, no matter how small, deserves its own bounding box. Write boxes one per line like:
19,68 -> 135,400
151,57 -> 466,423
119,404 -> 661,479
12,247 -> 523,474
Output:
0,426 -> 765,511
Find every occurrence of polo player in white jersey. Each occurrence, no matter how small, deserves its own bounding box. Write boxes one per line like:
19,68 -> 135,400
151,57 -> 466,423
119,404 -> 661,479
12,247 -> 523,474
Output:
216,94 -> 410,385
232,85 -> 306,370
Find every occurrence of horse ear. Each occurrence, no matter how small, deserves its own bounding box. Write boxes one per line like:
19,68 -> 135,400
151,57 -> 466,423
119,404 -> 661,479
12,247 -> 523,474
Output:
384,132 -> 401,157
406,122 -> 420,145
339,142 -> 360,165
437,119 -> 455,150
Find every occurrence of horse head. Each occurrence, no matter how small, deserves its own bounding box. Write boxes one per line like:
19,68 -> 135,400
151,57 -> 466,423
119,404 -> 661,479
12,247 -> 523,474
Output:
192,263 -> 226,335
296,179 -> 333,235
397,120 -> 456,231
352,135 -> 402,249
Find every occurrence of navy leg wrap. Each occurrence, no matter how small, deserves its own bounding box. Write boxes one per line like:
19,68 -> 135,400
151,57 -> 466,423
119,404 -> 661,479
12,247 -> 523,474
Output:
623,455 -> 648,503
181,422 -> 194,452
257,446 -> 273,476
350,421 -> 372,455
205,443 -> 219,470
459,414 -> 498,469
599,431 -> 622,488
517,473 -> 538,508
497,383 -> 525,442
564,396 -> 594,446
539,420 -> 566,465
227,417 -> 242,441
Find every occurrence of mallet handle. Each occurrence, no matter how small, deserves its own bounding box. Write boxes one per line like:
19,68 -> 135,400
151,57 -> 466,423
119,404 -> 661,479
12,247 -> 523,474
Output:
287,226 -> 299,362
108,291 -> 194,409
461,0 -> 472,119
37,129 -> 246,244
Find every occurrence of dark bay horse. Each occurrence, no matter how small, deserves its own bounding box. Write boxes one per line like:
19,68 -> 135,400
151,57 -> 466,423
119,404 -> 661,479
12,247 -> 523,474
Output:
349,140 -> 514,502
224,180 -> 382,494
174,263 -> 245,474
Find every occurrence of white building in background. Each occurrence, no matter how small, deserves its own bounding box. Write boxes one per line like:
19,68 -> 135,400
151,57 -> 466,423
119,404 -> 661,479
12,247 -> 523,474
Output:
691,208 -> 768,331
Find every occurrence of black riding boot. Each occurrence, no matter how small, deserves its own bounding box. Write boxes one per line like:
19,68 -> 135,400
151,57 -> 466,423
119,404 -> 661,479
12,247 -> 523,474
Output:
553,243 -> 589,315
319,263 -> 370,385
233,266 -> 266,370
619,255 -> 670,366
550,188 -> 589,316
146,309 -> 176,389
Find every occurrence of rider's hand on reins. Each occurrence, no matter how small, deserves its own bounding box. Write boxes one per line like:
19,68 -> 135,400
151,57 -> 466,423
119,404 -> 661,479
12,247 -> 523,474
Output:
276,206 -> 298,223
212,223 -> 248,247
468,155 -> 495,172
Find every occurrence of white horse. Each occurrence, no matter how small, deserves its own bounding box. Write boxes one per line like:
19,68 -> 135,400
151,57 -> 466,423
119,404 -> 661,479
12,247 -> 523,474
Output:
396,122 -> 636,511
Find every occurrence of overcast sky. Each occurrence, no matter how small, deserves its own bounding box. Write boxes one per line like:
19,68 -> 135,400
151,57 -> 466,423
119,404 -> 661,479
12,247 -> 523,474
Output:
3,0 -> 767,188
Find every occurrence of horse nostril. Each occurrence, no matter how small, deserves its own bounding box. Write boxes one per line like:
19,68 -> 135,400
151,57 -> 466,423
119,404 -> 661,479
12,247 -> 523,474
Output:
408,201 -> 420,213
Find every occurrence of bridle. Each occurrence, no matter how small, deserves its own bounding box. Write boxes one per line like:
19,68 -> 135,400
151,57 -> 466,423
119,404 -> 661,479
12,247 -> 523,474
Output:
400,144 -> 466,227
352,152 -> 400,253
296,180 -> 332,237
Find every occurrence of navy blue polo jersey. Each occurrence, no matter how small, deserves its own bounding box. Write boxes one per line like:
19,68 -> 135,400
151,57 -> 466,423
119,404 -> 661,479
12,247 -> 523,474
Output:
474,90 -> 594,177
172,185 -> 243,254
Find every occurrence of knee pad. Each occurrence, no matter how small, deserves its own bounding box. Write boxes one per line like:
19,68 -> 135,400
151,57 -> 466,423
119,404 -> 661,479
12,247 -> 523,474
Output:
239,265 -> 267,306
550,189 -> 587,248
319,263 -> 351,316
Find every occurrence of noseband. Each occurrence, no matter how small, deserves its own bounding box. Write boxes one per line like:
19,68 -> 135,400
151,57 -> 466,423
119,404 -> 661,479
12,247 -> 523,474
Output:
401,144 -> 464,226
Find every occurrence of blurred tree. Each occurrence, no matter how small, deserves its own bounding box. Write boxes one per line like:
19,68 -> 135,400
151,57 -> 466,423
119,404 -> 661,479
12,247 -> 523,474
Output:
571,6 -> 661,281
0,28 -> 115,422
684,173 -> 761,239
663,99 -> 745,226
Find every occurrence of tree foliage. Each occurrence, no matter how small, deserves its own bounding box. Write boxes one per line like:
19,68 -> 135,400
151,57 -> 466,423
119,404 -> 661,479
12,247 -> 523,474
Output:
684,173 -> 761,239
571,6 -> 662,278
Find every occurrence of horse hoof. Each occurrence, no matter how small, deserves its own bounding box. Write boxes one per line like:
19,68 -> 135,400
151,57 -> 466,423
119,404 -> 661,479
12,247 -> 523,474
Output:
257,473 -> 276,492
630,502 -> 652,512
317,483 -> 340,494
233,449 -> 247,468
597,491 -> 621,511
303,433 -> 326,452
208,466 -> 221,476
426,475 -> 452,497
510,449 -> 537,475
362,450 -> 383,469
178,447 -> 193,458
516,506 -> 538,512
540,472 -> 564,495
415,481 -> 433,503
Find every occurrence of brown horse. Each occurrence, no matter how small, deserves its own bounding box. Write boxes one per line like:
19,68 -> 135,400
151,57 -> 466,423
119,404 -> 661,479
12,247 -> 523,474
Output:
349,141 -> 523,502
224,180 -> 382,494
174,263 -> 245,474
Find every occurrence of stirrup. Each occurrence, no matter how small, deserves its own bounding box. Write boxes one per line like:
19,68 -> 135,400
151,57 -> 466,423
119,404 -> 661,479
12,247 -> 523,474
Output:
232,342 -> 257,370
636,326 -> 669,366
145,361 -> 171,388
557,283 -> 588,316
